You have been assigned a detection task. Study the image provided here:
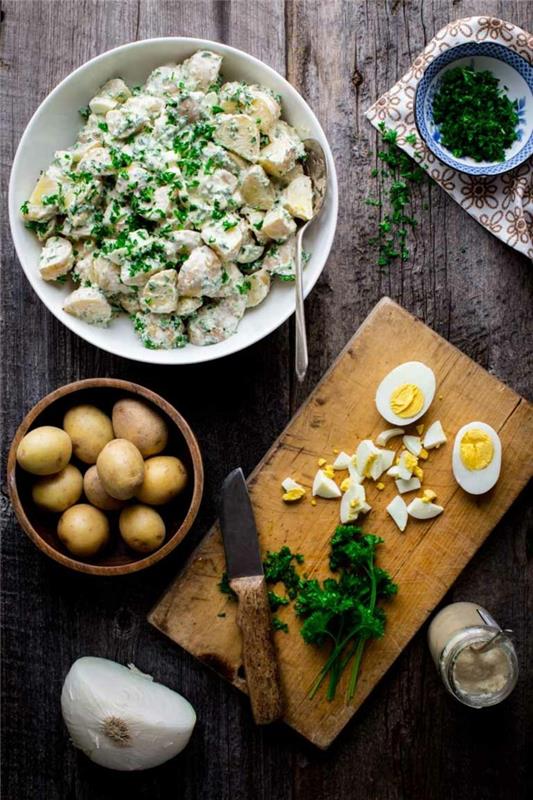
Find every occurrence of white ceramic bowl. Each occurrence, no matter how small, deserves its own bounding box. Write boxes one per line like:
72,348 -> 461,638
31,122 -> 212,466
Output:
9,37 -> 338,365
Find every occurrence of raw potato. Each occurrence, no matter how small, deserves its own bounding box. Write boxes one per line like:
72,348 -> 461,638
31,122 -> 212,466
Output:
119,505 -> 166,554
135,456 -> 188,506
96,439 -> 145,500
58,504 -> 110,557
32,465 -> 83,513
63,405 -> 114,464
83,465 -> 125,512
111,399 -> 168,457
16,426 -> 72,476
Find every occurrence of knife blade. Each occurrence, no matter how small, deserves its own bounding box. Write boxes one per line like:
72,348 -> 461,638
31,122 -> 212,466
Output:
220,468 -> 284,724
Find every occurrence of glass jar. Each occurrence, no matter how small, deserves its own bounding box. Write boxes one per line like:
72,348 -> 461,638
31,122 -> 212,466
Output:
427,602 -> 518,708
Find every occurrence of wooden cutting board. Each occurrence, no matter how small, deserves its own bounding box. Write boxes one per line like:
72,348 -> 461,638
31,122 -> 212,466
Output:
149,297 -> 533,749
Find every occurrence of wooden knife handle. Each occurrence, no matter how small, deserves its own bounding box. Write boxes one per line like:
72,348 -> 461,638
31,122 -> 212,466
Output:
230,574 -> 284,724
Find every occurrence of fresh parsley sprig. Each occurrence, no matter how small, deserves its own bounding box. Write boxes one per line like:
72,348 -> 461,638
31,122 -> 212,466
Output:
295,524 -> 397,702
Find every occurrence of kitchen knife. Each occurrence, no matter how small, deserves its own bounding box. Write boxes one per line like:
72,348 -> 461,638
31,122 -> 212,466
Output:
220,468 -> 284,724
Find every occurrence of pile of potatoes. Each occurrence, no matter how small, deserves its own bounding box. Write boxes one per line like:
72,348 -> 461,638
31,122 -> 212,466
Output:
16,398 -> 188,559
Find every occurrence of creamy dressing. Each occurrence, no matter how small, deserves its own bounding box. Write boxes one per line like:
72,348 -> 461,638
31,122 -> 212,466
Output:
428,602 -> 518,707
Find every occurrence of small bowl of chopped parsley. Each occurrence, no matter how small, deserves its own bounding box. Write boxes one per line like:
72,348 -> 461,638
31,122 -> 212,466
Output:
415,42 -> 533,175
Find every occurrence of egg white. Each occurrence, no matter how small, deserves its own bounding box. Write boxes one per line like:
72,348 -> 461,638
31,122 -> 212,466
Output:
375,362 -> 436,426
452,421 -> 502,495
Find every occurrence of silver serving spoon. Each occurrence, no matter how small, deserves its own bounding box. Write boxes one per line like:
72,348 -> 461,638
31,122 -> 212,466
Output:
294,138 -> 328,383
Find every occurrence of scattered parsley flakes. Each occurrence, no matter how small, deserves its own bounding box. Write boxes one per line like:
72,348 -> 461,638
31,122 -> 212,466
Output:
368,122 -> 426,267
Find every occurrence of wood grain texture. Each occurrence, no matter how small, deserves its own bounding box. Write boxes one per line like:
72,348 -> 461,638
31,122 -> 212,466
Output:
149,298 -> 533,748
1,0 -> 532,798
230,574 -> 284,724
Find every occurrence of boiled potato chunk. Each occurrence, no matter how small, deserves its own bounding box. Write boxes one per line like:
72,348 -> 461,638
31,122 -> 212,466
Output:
245,269 -> 271,308
219,83 -> 281,133
280,175 -> 313,221
17,426 -> 72,476
214,114 -> 260,163
177,246 -> 223,298
119,505 -> 165,554
140,269 -> 179,314
135,456 -> 188,505
111,399 -> 168,457
201,217 -> 244,261
63,287 -> 113,326
239,166 -> 275,210
83,465 -> 125,511
96,439 -> 145,500
261,206 -> 297,241
32,464 -> 83,512
39,236 -> 74,281
183,50 -> 222,91
25,173 -> 60,221
63,404 -> 114,464
259,121 -> 304,178
58,504 -> 110,557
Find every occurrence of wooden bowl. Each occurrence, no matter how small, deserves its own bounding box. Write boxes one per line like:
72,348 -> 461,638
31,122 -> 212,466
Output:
7,379 -> 204,575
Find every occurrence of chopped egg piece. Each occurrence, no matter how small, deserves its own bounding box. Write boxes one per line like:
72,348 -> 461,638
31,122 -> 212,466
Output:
333,448 -> 339,454
355,440 -> 381,479
395,476 -> 422,494
281,477 -> 306,503
419,448 -> 429,460
397,450 -> 418,480
386,495 -> 408,532
340,483 -> 369,524
423,420 -> 447,450
421,489 -> 437,503
386,465 -> 401,478
413,465 -> 424,480
312,469 -> 341,499
282,488 -> 306,502
332,451 -> 352,470
376,482 -> 385,491
311,498 -> 317,506
348,457 -> 363,484
323,464 -> 335,479
402,435 -> 423,457
407,497 -> 444,519
317,457 -> 327,467
416,424 -> 425,435
379,449 -> 396,471
376,427 -> 405,446
281,477 -> 304,493
340,477 -> 351,492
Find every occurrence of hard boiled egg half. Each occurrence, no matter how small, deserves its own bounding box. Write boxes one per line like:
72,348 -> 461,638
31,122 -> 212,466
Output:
375,362 -> 436,426
452,421 -> 501,495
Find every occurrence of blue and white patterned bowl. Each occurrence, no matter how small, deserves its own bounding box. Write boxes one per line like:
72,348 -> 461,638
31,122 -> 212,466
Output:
415,42 -> 533,176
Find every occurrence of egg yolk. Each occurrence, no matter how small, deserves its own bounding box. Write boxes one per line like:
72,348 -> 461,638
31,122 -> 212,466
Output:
390,384 -> 425,418
460,429 -> 494,470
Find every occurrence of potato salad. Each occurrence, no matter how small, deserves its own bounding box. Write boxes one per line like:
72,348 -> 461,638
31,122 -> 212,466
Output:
21,50 -> 313,349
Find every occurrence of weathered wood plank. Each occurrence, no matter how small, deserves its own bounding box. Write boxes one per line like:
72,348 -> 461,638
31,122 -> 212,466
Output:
1,0 -> 532,798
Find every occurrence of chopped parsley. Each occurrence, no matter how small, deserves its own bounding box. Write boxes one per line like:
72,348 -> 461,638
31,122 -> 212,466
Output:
219,546 -> 305,633
368,122 -> 426,267
432,66 -> 519,162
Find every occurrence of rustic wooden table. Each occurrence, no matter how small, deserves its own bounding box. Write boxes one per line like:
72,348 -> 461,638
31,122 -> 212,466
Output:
1,1 -> 531,798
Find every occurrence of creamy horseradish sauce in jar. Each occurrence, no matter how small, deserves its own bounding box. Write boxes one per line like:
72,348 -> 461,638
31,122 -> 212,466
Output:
427,602 -> 518,708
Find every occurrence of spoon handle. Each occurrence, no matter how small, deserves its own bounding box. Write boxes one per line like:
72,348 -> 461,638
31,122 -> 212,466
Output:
295,227 -> 308,383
